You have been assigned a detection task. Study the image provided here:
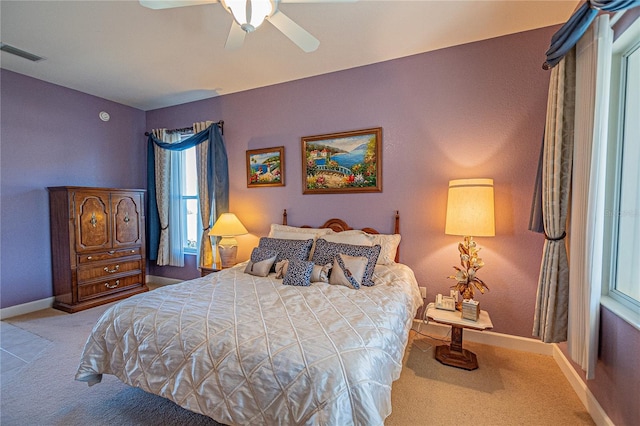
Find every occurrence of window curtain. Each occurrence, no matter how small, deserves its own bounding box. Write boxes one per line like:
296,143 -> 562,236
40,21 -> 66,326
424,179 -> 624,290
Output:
543,0 -> 640,69
151,130 -> 184,266
568,14 -> 612,380
147,123 -> 229,266
532,49 -> 576,344
532,0 -> 638,370
193,121 -> 229,268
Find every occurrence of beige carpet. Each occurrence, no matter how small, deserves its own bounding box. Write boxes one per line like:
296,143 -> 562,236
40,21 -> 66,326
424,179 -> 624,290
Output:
1,302 -> 594,425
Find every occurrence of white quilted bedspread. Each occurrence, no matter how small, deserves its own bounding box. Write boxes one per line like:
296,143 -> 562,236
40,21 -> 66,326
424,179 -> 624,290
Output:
76,262 -> 422,426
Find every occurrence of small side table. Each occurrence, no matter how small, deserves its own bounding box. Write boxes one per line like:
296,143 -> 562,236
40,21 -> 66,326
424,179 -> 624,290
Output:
426,306 -> 493,370
200,263 -> 220,277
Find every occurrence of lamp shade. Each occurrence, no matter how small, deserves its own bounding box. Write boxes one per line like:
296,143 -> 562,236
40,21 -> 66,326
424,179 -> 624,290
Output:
209,213 -> 248,237
445,178 -> 495,237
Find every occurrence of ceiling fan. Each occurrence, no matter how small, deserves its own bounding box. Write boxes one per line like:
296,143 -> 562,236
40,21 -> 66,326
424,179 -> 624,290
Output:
139,0 -> 354,53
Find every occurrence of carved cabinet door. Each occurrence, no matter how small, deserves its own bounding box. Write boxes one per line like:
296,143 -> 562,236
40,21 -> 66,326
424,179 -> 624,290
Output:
111,192 -> 143,248
74,192 -> 111,252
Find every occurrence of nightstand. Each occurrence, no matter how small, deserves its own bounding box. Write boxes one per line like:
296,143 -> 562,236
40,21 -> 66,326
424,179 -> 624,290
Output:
425,306 -> 493,370
200,264 -> 220,277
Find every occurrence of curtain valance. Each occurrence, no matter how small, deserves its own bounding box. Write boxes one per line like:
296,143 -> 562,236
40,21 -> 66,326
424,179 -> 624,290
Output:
543,0 -> 640,69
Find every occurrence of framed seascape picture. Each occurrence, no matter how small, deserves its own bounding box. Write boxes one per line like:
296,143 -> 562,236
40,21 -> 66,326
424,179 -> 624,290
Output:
302,127 -> 382,194
246,146 -> 285,188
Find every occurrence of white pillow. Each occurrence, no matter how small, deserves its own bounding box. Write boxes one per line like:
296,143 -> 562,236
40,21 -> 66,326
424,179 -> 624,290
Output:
268,224 -> 334,240
370,234 -> 401,265
323,230 -> 374,246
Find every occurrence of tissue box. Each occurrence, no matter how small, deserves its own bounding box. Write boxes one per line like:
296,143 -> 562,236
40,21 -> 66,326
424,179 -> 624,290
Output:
461,299 -> 480,321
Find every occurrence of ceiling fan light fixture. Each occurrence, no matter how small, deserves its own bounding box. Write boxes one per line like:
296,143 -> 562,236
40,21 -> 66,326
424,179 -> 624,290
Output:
222,0 -> 275,33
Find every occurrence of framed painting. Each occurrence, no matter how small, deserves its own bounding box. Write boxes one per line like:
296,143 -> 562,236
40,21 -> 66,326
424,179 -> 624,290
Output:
302,127 -> 382,194
246,146 -> 285,188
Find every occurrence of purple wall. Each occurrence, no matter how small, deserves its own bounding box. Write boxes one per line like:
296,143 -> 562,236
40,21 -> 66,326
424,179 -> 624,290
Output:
0,69 -> 146,307
147,27 -> 551,338
558,306 -> 640,425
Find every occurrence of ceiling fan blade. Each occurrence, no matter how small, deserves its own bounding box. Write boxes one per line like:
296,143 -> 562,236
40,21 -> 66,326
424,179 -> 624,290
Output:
139,0 -> 217,10
225,22 -> 246,50
268,10 -> 319,53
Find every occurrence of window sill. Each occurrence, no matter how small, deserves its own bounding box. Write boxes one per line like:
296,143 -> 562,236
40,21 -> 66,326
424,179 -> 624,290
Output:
600,296 -> 640,331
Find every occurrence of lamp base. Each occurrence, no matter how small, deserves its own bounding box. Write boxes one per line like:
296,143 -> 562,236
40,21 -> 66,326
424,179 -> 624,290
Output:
217,237 -> 238,268
218,245 -> 237,268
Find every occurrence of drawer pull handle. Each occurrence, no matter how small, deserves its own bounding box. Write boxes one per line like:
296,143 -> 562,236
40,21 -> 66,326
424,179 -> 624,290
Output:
123,213 -> 130,223
90,213 -> 97,228
104,265 -> 120,273
108,250 -> 115,255
87,256 -> 93,260
104,280 -> 120,289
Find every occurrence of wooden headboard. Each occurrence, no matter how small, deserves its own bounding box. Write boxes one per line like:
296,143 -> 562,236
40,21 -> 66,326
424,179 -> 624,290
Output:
281,209 -> 401,262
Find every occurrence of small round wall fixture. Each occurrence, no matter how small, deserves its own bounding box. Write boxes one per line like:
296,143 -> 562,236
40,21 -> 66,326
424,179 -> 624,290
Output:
99,111 -> 110,122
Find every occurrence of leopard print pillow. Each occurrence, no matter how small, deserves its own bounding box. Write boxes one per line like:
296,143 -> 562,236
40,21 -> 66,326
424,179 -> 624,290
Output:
283,259 -> 313,287
258,237 -> 314,271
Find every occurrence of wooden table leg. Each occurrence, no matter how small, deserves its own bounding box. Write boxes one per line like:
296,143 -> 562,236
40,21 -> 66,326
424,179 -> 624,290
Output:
435,325 -> 478,370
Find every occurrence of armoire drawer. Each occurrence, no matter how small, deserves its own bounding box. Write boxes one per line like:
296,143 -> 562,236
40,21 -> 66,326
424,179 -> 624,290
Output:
77,259 -> 142,282
78,247 -> 141,263
78,274 -> 143,301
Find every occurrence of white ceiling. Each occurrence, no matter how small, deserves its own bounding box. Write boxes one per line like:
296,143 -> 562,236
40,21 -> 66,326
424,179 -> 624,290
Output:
1,0 -> 579,111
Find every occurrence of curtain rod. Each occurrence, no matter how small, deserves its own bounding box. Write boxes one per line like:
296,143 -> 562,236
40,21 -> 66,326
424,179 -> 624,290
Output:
145,120 -> 224,136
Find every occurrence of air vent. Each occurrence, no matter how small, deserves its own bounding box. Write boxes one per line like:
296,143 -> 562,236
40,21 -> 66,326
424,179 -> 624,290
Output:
0,43 -> 44,62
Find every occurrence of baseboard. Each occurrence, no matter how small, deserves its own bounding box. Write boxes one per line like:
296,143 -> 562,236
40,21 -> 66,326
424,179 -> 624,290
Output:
411,319 -> 612,425
0,297 -> 55,320
146,275 -> 183,286
411,319 -> 553,355
551,344 -> 613,426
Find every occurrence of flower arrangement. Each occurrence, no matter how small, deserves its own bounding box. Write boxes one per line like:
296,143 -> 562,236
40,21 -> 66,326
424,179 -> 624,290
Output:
448,236 -> 489,300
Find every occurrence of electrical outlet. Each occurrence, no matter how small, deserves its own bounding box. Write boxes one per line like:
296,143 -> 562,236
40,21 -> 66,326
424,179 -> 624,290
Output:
419,287 -> 427,299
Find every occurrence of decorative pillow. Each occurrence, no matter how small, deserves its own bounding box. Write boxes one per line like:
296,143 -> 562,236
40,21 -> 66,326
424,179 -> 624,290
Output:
244,248 -> 278,277
311,263 -> 332,283
369,234 -> 401,264
275,259 -> 289,279
258,237 -> 314,270
268,224 -> 335,259
312,239 -> 381,286
329,254 -> 368,289
323,230 -> 374,246
283,259 -> 314,287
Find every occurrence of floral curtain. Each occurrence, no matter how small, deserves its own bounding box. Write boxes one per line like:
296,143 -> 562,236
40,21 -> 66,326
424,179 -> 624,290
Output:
193,121 -> 229,268
151,129 -> 184,266
532,49 -> 576,343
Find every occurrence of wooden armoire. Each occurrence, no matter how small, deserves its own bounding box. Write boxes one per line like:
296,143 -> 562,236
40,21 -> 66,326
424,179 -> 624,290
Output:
48,186 -> 148,313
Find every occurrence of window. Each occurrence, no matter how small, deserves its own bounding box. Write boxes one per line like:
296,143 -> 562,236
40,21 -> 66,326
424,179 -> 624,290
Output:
603,17 -> 640,328
183,146 -> 200,253
178,133 -> 200,254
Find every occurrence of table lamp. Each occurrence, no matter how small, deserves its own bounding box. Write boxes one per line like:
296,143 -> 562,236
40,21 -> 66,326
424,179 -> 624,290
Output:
445,178 -> 495,301
209,213 -> 248,268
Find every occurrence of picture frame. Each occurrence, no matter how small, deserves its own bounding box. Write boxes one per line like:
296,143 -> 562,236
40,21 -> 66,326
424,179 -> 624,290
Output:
302,127 -> 382,194
246,146 -> 285,188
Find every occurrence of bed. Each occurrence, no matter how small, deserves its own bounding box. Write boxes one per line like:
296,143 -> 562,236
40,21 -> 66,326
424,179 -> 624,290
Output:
76,211 -> 423,425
